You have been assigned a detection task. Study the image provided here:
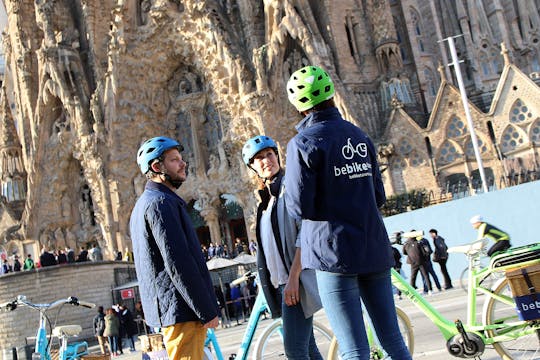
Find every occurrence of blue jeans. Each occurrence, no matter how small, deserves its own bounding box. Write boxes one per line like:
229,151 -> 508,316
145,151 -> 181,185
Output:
316,269 -> 411,360
277,285 -> 323,360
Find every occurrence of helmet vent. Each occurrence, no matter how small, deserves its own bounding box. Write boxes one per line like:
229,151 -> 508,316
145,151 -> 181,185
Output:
147,147 -> 156,153
297,85 -> 305,89
299,96 -> 309,104
312,89 -> 320,97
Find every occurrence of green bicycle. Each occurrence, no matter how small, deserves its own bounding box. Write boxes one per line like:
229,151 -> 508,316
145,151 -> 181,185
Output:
327,240 -> 540,359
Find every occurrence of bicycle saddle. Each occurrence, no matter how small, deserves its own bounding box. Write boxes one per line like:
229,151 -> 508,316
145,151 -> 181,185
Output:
52,325 -> 82,337
448,239 -> 488,256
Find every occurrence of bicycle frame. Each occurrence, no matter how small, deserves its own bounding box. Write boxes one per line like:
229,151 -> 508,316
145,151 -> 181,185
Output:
391,245 -> 540,347
9,296 -> 93,360
205,291 -> 277,360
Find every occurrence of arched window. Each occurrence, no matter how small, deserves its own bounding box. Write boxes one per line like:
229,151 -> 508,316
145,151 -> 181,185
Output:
437,140 -> 462,165
423,68 -> 437,97
409,151 -> 425,167
530,118 -> 540,144
465,137 -> 488,159
410,7 -> 424,52
391,156 -> 407,170
500,125 -> 526,153
397,138 -> 413,155
479,51 -> 490,76
446,116 -> 467,138
490,49 -> 501,73
509,99 -> 534,123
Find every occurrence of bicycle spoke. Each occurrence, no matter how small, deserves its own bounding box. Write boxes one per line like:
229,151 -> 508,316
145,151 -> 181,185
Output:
483,279 -> 540,359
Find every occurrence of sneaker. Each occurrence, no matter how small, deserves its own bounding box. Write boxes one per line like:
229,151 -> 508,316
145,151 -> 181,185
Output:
428,290 -> 433,296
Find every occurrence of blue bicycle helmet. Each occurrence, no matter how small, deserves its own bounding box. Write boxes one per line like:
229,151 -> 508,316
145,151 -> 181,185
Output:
137,136 -> 184,174
242,135 -> 278,166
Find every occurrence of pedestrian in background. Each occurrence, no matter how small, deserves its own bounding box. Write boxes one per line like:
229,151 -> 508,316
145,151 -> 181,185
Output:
429,229 -> 453,289
23,254 -> 35,270
93,306 -> 108,355
417,236 -> 442,294
104,307 -> 120,356
13,256 -> 21,272
130,136 -> 219,360
284,65 -> 410,359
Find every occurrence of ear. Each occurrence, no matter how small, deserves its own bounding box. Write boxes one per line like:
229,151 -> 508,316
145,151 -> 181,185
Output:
150,160 -> 162,173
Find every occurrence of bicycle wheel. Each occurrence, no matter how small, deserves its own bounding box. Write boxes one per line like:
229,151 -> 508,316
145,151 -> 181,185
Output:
483,278 -> 540,359
327,307 -> 414,359
253,319 -> 333,359
460,267 -> 496,294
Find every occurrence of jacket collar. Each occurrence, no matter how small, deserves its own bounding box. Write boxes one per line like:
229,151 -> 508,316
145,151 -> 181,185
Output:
295,106 -> 341,131
145,181 -> 185,205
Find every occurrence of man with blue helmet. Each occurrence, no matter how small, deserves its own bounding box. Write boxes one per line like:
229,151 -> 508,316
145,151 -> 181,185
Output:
284,66 -> 411,359
130,136 -> 219,360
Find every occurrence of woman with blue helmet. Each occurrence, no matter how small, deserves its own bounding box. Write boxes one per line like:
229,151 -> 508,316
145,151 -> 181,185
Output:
242,135 -> 323,360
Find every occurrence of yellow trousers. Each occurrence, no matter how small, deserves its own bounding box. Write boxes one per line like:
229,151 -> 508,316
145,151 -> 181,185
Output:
162,321 -> 206,360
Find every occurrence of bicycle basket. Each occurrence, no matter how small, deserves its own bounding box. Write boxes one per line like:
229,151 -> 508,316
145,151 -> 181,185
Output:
505,264 -> 540,321
490,243 -> 540,269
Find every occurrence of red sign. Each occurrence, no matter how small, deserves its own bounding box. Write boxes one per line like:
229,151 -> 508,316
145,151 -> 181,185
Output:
120,288 -> 134,299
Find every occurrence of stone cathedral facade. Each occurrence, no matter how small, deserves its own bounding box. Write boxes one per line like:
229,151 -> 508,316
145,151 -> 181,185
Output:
0,0 -> 539,259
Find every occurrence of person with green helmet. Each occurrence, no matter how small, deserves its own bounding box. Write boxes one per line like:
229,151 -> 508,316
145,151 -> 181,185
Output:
130,136 -> 219,360
283,66 -> 411,359
242,135 -> 323,360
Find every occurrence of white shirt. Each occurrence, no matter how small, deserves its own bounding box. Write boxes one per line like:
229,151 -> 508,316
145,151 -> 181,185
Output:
260,196 -> 289,288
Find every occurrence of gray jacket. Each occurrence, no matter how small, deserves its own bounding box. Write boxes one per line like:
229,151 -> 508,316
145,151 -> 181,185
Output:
256,173 -> 322,319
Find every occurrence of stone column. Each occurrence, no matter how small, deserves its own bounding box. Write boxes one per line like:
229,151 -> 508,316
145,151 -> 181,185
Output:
200,205 -> 222,245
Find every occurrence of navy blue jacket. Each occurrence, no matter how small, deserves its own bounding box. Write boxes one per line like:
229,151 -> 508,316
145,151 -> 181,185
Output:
284,107 -> 394,274
129,181 -> 218,327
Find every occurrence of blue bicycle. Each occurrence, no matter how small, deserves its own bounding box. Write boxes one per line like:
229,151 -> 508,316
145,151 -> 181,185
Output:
203,272 -> 334,359
2,295 -> 95,360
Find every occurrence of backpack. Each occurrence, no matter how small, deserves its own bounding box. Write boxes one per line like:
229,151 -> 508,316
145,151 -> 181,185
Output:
96,315 -> 105,335
419,239 -> 431,261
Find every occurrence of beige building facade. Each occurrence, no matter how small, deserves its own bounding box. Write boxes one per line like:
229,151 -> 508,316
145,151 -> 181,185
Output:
0,0 -> 539,258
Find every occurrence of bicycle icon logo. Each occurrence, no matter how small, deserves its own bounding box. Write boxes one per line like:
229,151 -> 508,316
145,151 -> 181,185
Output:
341,138 -> 368,159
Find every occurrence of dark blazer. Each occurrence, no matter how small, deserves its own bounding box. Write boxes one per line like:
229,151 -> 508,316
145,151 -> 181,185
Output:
129,181 -> 218,327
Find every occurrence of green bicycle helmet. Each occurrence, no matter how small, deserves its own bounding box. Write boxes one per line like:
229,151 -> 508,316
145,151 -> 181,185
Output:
286,65 -> 335,112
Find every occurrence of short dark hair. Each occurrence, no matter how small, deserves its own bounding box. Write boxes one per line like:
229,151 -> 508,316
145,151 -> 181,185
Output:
429,229 -> 438,234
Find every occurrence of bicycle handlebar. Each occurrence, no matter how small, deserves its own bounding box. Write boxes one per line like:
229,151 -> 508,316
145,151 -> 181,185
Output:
1,296 -> 95,311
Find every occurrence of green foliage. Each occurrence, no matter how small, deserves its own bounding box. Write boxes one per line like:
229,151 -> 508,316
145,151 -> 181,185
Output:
381,189 -> 428,217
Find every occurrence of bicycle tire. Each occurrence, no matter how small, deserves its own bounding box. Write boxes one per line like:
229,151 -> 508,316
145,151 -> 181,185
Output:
327,306 -> 414,359
482,277 -> 540,359
460,267 -> 496,294
253,319 -> 334,359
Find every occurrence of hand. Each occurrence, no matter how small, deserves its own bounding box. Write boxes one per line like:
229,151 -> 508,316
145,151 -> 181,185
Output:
203,316 -> 219,329
283,277 -> 300,307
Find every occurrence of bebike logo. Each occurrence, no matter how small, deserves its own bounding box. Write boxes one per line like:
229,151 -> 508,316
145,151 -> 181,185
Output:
342,138 -> 368,159
520,300 -> 540,312
334,138 -> 372,179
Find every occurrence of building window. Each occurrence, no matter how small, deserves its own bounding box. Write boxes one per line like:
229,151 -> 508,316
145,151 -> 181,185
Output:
398,138 -> 413,155
500,125 -> 526,152
465,138 -> 488,159
530,118 -> 540,144
437,140 -> 462,165
409,151 -> 425,167
509,99 -> 534,123
447,116 -> 467,138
